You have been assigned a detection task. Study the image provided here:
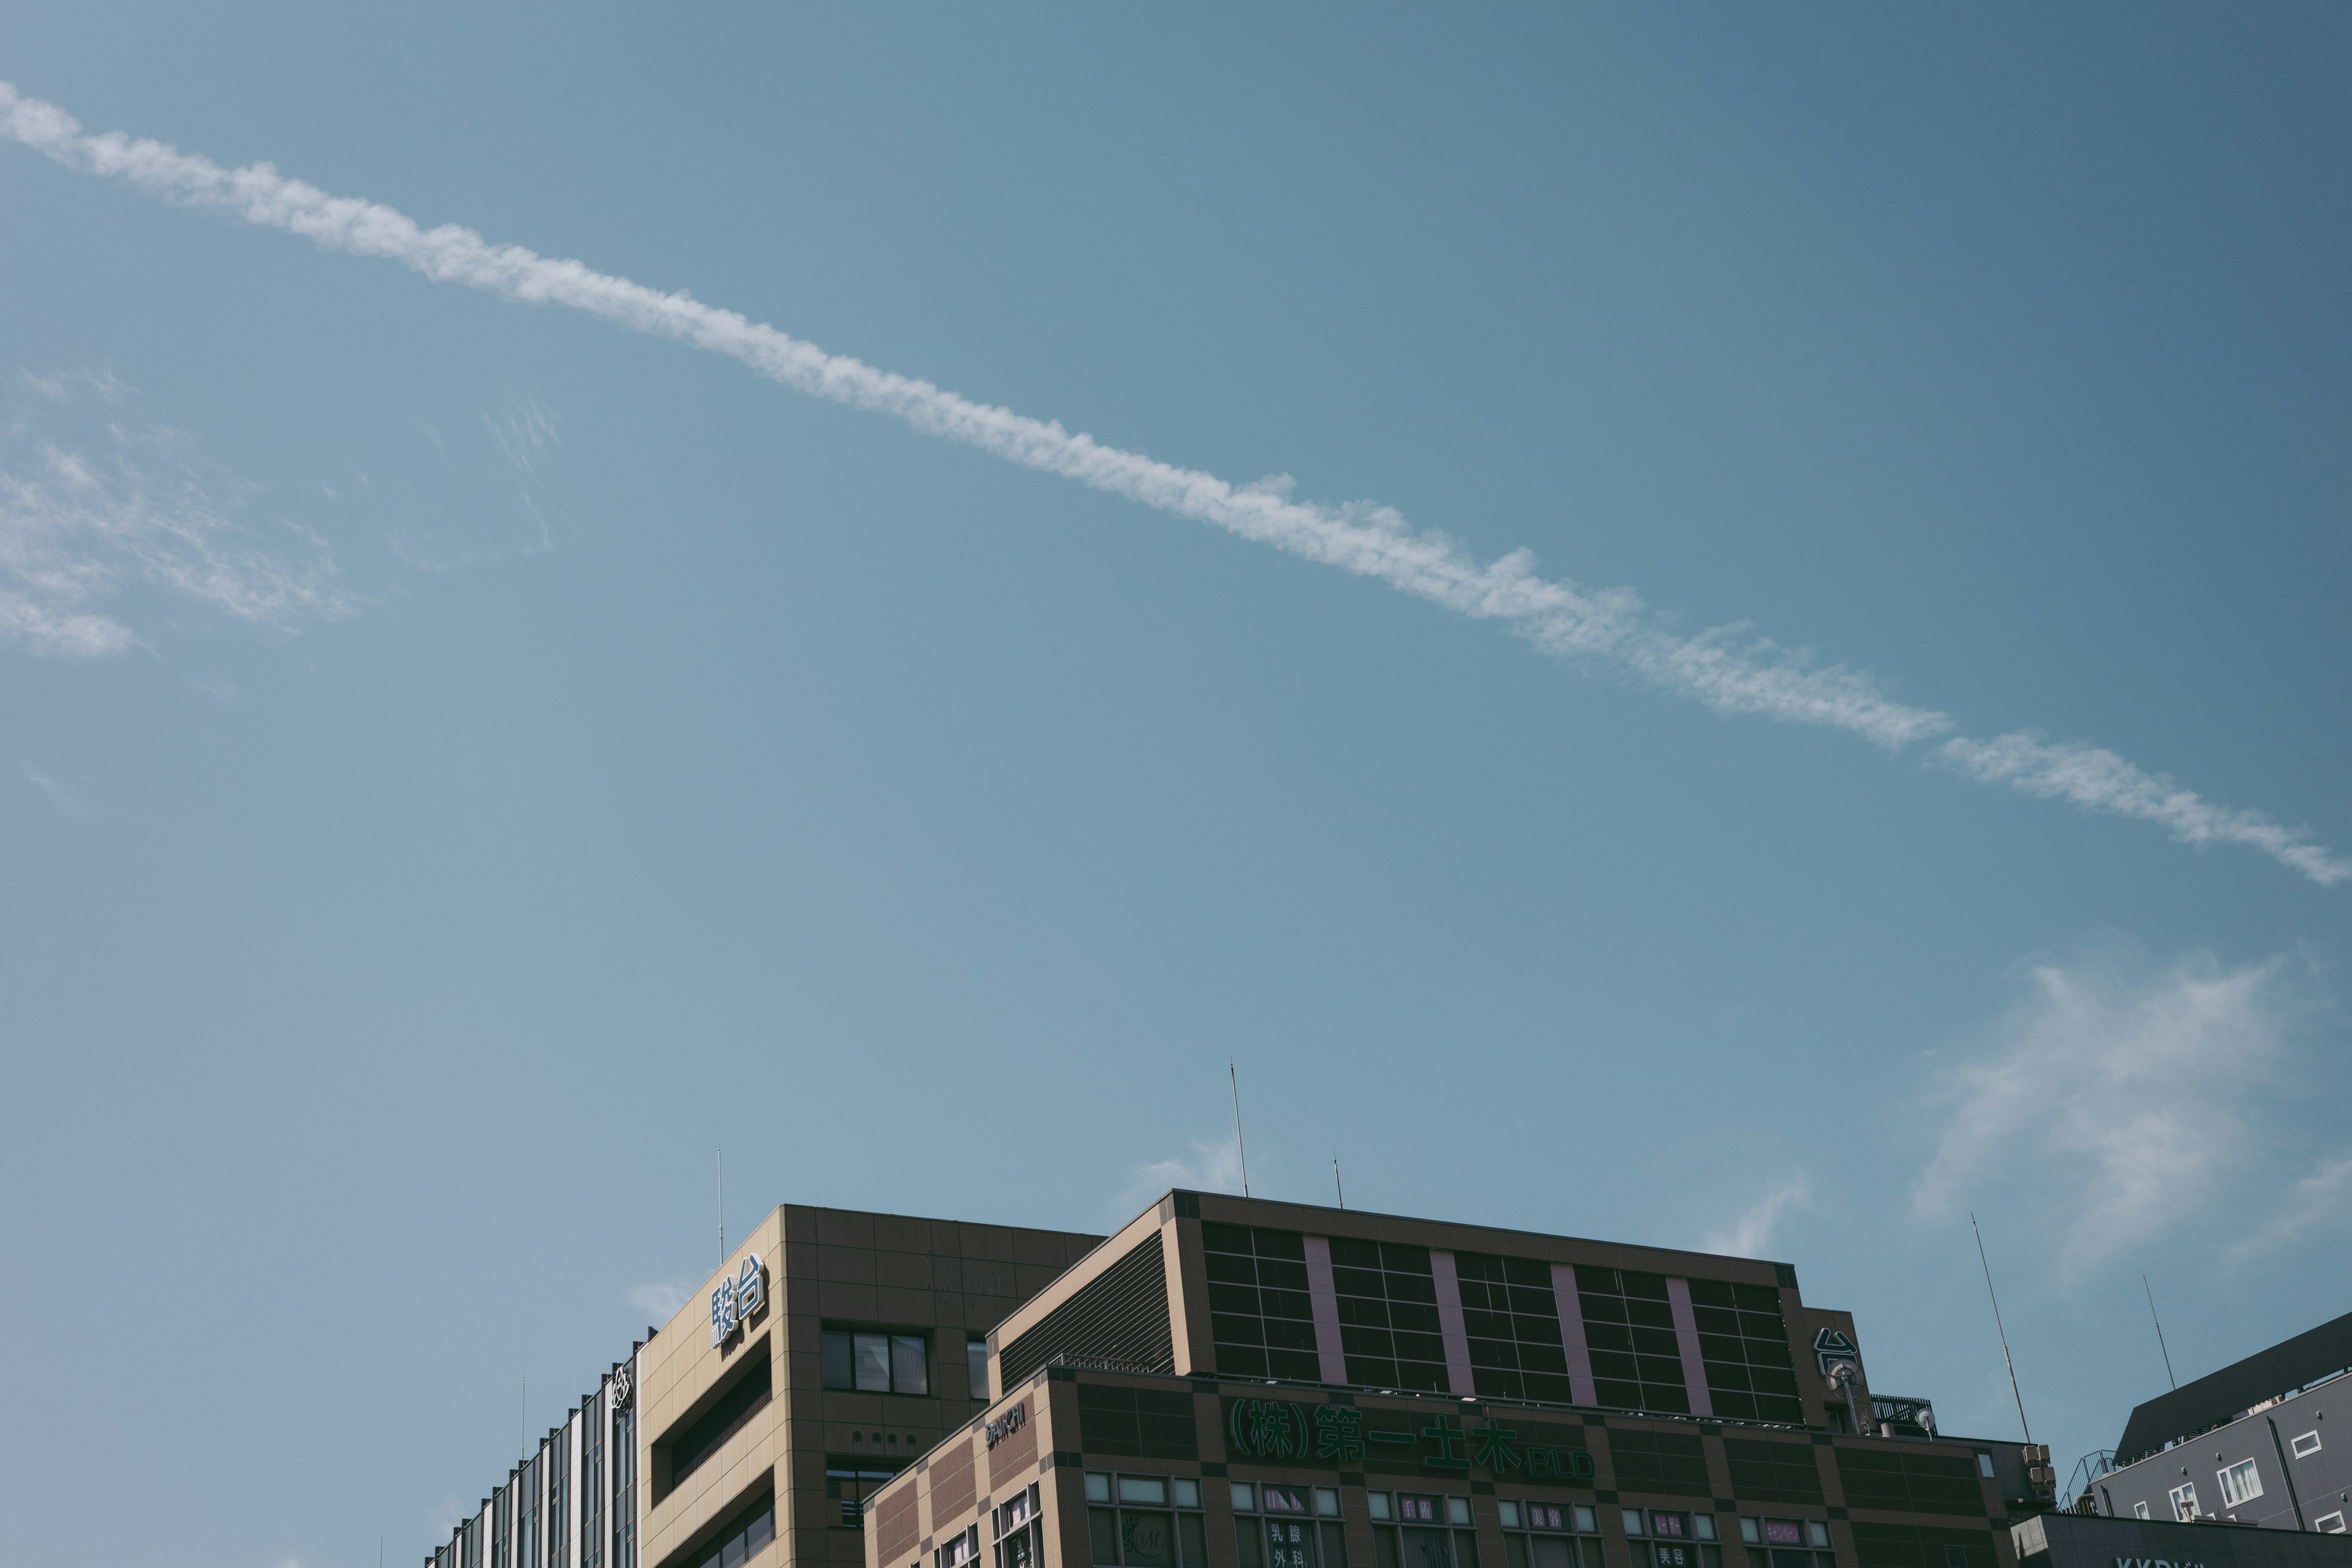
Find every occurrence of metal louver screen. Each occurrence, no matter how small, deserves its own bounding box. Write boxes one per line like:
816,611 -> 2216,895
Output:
1000,1232 -> 1173,1387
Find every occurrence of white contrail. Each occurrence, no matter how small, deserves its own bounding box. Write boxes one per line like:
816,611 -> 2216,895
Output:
4,83 -> 2342,885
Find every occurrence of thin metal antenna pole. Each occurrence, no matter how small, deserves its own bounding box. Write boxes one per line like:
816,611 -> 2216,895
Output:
1333,1152 -> 1345,1210
1971,1213 -> 2033,1444
1229,1059 -> 1250,1198
2143,1273 -> 2177,1389
521,1376 -> 527,1460
718,1144 -> 725,1266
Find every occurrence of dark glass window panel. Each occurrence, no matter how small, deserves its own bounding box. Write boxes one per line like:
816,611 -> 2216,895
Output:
1586,1325 -> 1634,1354
1623,1273 -> 1669,1300
1632,1328 -> 1682,1357
1091,1512 -> 1120,1565
1180,1517 -> 1208,1568
1390,1304 -> 1443,1336
1221,1344 -> 1270,1378
1330,1238 -> 1382,1270
1268,1349 -> 1323,1381
1393,1332 -> 1447,1363
1204,1224 -> 1255,1255
1589,1350 -> 1639,1380
1578,1295 -> 1628,1324
1381,1245 -> 1434,1275
822,1332 -> 854,1390
1261,1289 -> 1314,1321
1207,1253 -> 1258,1284
1341,1325 -> 1395,1357
1338,1296 -> 1391,1327
1333,1267 -> 1385,1297
1627,1300 -> 1676,1330
1210,1283 -> 1262,1315
1259,1262 -> 1311,1294
1520,1345 -> 1568,1375
1524,1373 -> 1577,1402
1265,1317 -> 1320,1352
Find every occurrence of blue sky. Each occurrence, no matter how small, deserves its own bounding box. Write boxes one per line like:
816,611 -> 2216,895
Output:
2,7 -> 2348,1564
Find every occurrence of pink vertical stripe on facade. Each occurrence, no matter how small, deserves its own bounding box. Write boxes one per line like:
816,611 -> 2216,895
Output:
1665,1276 -> 1714,1419
1429,1250 -> 1477,1397
1302,1235 -> 1351,1386
1550,1263 -> 1599,1406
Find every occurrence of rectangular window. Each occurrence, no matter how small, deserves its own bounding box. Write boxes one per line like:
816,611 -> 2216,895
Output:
1330,1242 -> 1451,1393
826,1461 -> 904,1527
1204,1224 -> 1322,1382
1088,1472 -> 1208,1568
2313,1513 -> 2344,1534
997,1483 -> 1046,1568
970,1340 -> 991,1401
821,1328 -> 932,1394
1453,1253 -> 1574,1404
2291,1432 -> 2323,1460
2217,1460 -> 2261,1509
2169,1483 -> 2199,1521
688,1494 -> 775,1568
1576,1268 -> 1689,1414
2132,1504 -> 2149,1521
1363,1493 -> 1471,1568
1498,1496 -> 1605,1568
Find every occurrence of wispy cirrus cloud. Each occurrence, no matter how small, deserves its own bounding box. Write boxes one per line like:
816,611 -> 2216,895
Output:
1702,1176 -> 1810,1260
0,368 -> 349,655
20,759 -> 89,816
1123,1131 -> 1246,1223
2224,1152 -> 2352,1265
626,1275 -> 698,1323
1913,939 -> 2329,1284
3,82 -> 2340,881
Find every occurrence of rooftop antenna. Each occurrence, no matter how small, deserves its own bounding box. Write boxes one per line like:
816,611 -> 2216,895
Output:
1970,1213 -> 2033,1444
717,1144 -> 725,1266
2142,1273 -> 2177,1389
1229,1058 -> 1251,1198
521,1376 -> 527,1460
1333,1152 -> 1346,1210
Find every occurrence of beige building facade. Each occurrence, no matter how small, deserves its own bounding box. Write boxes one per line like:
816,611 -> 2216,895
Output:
427,1203 -> 1101,1568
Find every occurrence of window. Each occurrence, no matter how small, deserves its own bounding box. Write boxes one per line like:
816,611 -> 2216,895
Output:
940,1526 -> 982,1568
1204,1224 -> 1322,1382
1497,1500 -> 1604,1568
826,1462 -> 903,1526
1685,1280 -> 1800,1424
1455,1253 -> 1575,1403
1974,1455 -> 1993,1479
2313,1513 -> 2345,1535
2168,1483 -> 2199,1521
1619,1510 -> 1722,1568
688,1494 -> 775,1568
663,1357 -> 774,1498
1575,1268 -> 1689,1414
821,1329 -> 930,1395
1363,1492 -> 1474,1568
2132,1504 -> 2149,1521
997,1483 -> 1044,1568
2217,1460 -> 2262,1509
1087,1472 -> 1207,1568
1231,1483 -> 1347,1568
612,1392 -> 637,1568
1736,1517 -> 1833,1568
1331,1242 -> 1451,1393
970,1340 -> 991,1401
2291,1432 -> 2323,1460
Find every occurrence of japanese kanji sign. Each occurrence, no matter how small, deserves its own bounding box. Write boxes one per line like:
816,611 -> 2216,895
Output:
1223,1400 -> 1592,1480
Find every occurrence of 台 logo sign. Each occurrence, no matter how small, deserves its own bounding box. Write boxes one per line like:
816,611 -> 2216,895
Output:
710,1252 -> 767,1347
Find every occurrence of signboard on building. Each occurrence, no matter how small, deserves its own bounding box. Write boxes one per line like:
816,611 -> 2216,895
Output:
1223,1398 -> 1594,1481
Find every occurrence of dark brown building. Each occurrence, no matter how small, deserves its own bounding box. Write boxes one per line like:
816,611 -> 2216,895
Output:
864,1192 -> 2054,1568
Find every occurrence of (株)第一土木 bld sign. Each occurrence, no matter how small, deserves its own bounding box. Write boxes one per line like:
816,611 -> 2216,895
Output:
1225,1399 -> 1593,1481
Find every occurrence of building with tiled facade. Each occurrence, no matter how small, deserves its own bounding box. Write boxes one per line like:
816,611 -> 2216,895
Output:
862,1192 -> 2055,1568
424,1203 -> 1101,1568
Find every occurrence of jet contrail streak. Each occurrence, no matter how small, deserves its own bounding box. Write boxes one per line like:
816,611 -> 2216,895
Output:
3,82 -> 2340,885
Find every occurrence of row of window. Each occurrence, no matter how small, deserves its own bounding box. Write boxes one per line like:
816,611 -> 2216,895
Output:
1206,1227 -> 1796,1424
451,1382 -> 636,1568
1080,1469 -> 1845,1568
817,1329 -> 993,1400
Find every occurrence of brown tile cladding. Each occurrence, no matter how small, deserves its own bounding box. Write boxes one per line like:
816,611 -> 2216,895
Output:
927,1436 -> 978,1531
